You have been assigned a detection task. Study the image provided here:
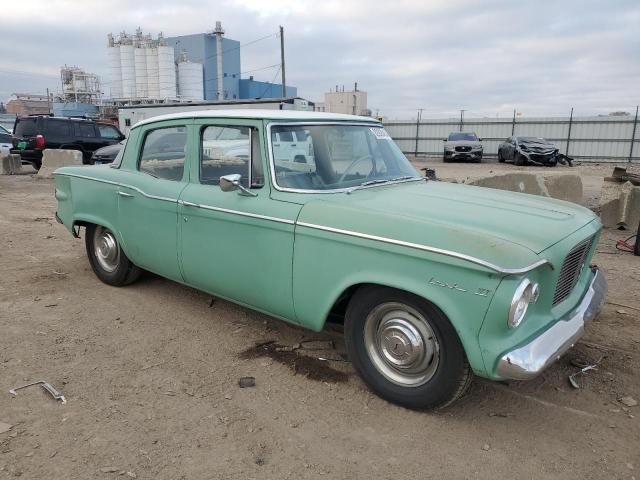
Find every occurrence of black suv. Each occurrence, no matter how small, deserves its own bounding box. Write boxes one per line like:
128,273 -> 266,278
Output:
11,115 -> 125,169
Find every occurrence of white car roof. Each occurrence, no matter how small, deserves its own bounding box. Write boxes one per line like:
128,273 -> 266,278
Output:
132,109 -> 379,129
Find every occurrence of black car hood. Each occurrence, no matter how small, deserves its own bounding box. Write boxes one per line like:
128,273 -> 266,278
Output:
93,142 -> 123,156
518,139 -> 556,151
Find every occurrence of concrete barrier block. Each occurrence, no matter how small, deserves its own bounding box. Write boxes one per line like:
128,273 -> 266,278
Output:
1,154 -> 22,175
600,180 -> 640,228
37,149 -> 83,179
465,172 -> 547,196
463,172 -> 584,204
542,174 -> 583,204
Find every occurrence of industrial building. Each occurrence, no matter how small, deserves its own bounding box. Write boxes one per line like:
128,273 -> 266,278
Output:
5,93 -> 50,116
107,23 -> 295,104
314,83 -> 369,116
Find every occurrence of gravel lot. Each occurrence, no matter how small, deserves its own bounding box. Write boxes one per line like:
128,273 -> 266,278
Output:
1,165 -> 639,479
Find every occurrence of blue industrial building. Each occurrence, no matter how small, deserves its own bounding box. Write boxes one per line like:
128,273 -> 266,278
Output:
165,25 -> 293,101
239,77 -> 297,99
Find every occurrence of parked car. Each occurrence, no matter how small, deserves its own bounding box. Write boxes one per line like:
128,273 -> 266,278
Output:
11,115 -> 125,170
91,140 -> 125,164
53,110 -> 606,409
0,124 -> 11,135
498,136 -> 560,166
0,131 -> 12,158
443,132 -> 483,162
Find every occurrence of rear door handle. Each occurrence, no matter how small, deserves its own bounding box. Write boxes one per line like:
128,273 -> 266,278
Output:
117,191 -> 134,198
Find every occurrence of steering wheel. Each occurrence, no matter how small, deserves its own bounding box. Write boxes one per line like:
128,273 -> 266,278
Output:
338,155 -> 374,183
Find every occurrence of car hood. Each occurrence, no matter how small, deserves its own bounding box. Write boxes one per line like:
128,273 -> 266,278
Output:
297,181 -> 597,270
93,143 -> 123,156
445,140 -> 482,148
517,140 -> 557,152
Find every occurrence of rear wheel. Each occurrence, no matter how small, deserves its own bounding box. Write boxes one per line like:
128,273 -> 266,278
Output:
85,224 -> 141,286
345,286 -> 472,410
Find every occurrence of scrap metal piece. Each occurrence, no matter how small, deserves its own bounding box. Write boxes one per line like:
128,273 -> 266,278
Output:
9,381 -> 67,404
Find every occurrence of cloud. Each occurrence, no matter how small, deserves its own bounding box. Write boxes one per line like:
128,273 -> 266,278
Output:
0,0 -> 637,118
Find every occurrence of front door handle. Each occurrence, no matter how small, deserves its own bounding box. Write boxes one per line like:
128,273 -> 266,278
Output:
117,191 -> 134,198
179,200 -> 198,207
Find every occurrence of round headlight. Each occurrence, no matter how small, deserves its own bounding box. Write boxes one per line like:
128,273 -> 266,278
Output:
508,279 -> 539,328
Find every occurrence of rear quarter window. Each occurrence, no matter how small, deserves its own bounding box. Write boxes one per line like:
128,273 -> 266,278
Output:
46,119 -> 72,137
14,118 -> 38,137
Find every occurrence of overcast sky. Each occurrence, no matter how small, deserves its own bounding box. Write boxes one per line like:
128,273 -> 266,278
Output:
1,0 -> 638,119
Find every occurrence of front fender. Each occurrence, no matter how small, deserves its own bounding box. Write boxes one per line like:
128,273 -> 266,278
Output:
292,227 -> 502,377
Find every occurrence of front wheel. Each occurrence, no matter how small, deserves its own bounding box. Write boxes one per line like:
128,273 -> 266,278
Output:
345,286 -> 472,410
85,224 -> 141,286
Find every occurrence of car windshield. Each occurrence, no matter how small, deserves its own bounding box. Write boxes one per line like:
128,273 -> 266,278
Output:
448,132 -> 477,141
270,124 -> 419,191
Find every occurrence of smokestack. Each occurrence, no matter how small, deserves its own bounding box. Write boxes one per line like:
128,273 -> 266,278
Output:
354,82 -> 358,92
214,21 -> 225,101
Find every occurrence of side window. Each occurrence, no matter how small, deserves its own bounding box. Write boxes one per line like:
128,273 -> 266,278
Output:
201,125 -> 250,187
97,124 -> 122,139
77,123 -> 97,138
47,119 -> 71,137
139,126 -> 187,181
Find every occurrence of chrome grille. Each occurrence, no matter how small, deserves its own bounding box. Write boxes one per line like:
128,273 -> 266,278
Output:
552,236 -> 595,306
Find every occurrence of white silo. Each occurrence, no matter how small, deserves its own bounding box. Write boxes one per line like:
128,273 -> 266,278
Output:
120,43 -> 136,98
145,46 -> 159,99
157,44 -> 176,99
107,37 -> 122,98
178,60 -> 204,101
134,46 -> 148,98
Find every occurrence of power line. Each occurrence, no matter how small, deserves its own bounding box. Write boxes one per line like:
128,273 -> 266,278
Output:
176,31 -> 278,64
257,67 -> 282,98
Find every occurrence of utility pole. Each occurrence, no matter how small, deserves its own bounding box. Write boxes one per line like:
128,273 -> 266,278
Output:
415,108 -> 423,157
459,109 -> 466,132
279,26 -> 286,98
46,88 -> 51,114
566,107 -> 574,156
630,105 -> 639,163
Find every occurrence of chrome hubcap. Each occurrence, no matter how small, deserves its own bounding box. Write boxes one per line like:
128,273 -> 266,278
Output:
93,226 -> 120,273
364,303 -> 440,387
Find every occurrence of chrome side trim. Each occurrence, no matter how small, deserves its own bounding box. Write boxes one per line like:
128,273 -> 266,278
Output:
54,172 -> 177,204
178,200 -> 294,225
54,172 -> 548,273
496,268 -> 607,380
266,121 -> 384,194
296,221 -> 550,275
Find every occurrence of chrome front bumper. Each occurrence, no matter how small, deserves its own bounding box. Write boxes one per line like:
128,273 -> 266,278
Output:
496,268 -> 607,381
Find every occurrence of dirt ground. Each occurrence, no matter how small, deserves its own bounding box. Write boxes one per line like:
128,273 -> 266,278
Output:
1,163 -> 639,480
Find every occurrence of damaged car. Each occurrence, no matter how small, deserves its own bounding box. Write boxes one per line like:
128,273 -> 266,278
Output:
498,136 -> 562,166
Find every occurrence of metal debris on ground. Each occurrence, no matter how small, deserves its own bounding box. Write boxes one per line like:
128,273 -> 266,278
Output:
568,356 -> 605,389
9,381 -> 67,404
317,356 -> 351,363
238,377 -> 256,388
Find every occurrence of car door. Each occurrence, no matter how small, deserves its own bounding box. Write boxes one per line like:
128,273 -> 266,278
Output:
116,122 -> 191,282
179,119 -> 298,321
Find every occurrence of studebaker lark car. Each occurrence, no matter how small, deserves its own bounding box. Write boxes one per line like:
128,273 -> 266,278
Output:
53,110 -> 607,409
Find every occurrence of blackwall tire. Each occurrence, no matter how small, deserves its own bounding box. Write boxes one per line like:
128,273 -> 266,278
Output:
85,224 -> 141,286
345,286 -> 472,410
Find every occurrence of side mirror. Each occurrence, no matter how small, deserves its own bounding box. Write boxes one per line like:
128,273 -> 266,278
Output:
219,173 -> 240,192
219,174 -> 257,197
478,138 -> 483,142
442,138 -> 448,142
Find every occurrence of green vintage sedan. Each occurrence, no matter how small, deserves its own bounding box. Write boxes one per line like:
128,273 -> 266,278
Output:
53,110 -> 607,409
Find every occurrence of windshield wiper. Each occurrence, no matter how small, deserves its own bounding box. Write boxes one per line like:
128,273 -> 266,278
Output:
346,176 -> 424,194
